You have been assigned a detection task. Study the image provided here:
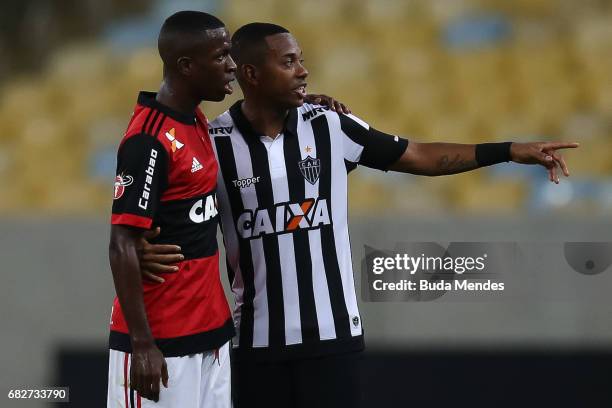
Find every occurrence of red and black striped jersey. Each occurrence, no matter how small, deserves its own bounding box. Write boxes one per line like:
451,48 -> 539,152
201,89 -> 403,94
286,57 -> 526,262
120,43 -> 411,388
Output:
109,91 -> 234,357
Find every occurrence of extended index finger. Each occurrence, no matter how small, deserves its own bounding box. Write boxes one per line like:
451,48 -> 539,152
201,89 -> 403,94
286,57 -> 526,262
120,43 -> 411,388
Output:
541,142 -> 579,150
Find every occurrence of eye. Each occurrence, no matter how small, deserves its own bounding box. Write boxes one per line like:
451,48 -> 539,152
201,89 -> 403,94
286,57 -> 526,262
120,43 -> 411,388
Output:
216,50 -> 229,62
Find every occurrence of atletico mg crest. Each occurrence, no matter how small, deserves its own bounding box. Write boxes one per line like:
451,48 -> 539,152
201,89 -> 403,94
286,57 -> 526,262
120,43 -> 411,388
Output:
113,174 -> 133,200
298,155 -> 321,185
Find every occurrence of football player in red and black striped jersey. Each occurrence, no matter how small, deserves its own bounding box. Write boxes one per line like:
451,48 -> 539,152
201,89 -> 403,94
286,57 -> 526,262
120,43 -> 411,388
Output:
107,11 -> 237,408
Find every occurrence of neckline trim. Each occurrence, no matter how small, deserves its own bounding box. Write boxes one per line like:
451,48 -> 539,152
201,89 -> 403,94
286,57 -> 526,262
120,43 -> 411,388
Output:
137,91 -> 197,125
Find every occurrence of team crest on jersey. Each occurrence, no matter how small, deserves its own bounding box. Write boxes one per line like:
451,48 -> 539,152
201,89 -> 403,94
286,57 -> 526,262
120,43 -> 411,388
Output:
298,155 -> 321,185
113,174 -> 133,200
165,128 -> 184,153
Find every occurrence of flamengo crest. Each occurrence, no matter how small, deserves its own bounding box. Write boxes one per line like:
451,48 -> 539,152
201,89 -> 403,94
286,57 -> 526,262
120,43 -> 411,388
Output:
113,174 -> 133,200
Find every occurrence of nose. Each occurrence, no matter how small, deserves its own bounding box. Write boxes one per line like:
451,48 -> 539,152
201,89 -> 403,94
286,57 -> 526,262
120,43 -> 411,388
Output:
227,55 -> 237,72
296,61 -> 308,79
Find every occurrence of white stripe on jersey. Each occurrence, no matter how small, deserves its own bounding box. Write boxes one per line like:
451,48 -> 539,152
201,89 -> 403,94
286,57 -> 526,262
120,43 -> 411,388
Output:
210,118 -> 244,335
249,239 -> 268,347
264,135 -> 303,346
326,113 -> 362,336
231,135 -> 270,348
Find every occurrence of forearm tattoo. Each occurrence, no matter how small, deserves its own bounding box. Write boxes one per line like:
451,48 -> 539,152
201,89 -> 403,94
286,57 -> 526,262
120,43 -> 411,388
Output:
437,154 -> 477,173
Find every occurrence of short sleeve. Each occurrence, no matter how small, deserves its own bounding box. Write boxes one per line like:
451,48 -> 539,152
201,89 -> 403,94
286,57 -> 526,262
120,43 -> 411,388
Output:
339,113 -> 409,171
111,134 -> 168,229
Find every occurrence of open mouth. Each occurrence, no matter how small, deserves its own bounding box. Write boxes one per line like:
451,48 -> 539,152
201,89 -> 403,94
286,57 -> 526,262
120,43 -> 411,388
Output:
294,84 -> 307,97
224,78 -> 235,94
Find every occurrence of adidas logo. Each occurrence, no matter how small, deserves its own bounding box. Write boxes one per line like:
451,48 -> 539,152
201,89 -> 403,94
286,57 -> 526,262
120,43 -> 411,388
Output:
191,157 -> 203,173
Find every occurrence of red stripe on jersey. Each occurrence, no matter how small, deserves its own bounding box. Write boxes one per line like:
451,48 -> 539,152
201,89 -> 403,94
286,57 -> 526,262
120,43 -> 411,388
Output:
111,251 -> 230,338
123,352 -> 129,408
137,393 -> 142,408
111,213 -> 152,229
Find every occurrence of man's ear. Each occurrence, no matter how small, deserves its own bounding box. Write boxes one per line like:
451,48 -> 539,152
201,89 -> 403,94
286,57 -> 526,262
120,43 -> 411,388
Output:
177,56 -> 192,76
241,64 -> 259,86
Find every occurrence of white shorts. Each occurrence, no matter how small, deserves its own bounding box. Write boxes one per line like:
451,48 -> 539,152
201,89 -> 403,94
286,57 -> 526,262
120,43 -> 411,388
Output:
107,341 -> 231,408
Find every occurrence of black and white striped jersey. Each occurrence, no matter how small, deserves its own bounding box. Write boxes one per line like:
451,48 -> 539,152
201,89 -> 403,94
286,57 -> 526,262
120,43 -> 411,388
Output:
209,101 -> 408,361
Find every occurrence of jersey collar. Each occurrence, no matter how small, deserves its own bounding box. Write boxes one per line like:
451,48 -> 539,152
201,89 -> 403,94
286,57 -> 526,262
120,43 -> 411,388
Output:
137,91 -> 197,125
229,100 -> 298,140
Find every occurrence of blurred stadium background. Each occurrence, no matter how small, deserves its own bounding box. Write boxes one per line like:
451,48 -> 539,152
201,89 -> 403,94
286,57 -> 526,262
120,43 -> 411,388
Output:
1,0 -> 611,406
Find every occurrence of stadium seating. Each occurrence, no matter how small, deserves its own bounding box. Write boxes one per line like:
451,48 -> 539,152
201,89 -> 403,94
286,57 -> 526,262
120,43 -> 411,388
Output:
1,0 -> 610,214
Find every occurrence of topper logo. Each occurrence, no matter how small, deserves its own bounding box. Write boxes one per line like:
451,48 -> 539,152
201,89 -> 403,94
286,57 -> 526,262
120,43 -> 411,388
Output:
233,176 -> 260,189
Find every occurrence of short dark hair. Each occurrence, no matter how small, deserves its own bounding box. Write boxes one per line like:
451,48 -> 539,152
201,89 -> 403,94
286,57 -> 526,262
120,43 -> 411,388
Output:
160,10 -> 224,37
231,22 -> 290,65
158,11 -> 225,67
